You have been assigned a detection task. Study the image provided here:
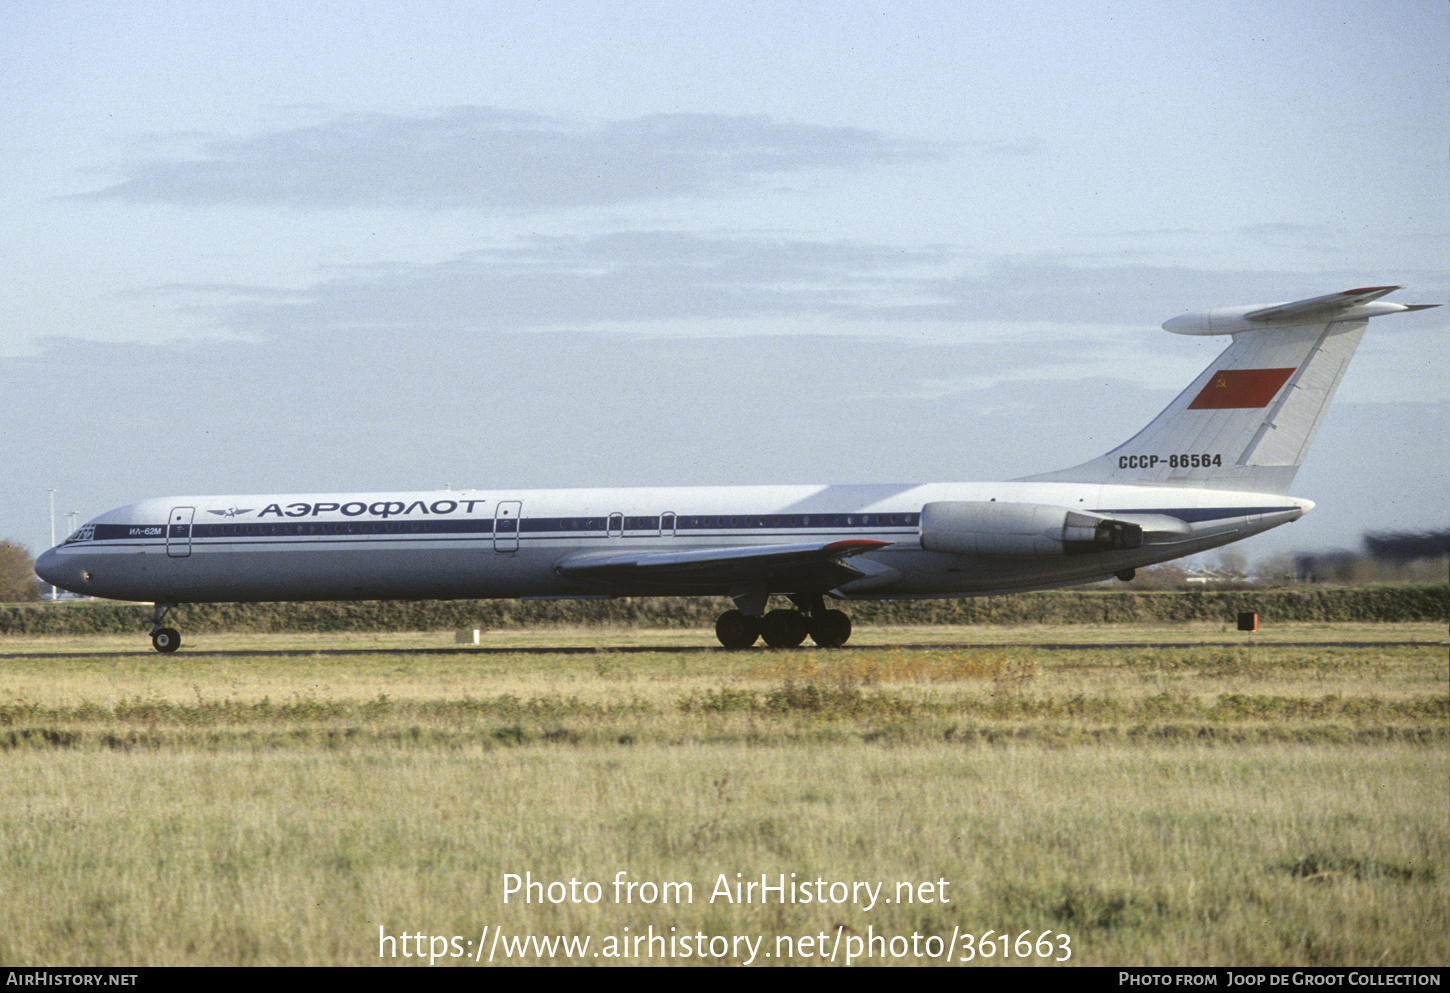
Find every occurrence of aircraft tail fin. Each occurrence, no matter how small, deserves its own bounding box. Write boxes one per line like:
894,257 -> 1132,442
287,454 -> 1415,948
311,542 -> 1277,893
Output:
1020,286 -> 1438,495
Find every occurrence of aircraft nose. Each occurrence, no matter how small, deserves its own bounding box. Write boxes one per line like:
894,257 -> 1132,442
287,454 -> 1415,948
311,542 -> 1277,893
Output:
34,547 -> 60,584
34,546 -> 82,592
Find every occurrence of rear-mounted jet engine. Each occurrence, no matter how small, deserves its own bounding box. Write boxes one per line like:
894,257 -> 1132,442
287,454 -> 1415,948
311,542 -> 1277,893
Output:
919,501 -> 1144,557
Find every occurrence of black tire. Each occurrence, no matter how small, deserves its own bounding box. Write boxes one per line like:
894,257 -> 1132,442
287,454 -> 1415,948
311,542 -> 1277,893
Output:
808,610 -> 851,648
152,627 -> 181,653
760,609 -> 809,648
715,610 -> 760,649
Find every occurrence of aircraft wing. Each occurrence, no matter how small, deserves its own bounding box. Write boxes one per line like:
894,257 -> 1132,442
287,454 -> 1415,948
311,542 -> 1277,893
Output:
555,539 -> 891,595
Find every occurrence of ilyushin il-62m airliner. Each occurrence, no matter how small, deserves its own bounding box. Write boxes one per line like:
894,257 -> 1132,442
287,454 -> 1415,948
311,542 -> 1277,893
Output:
36,286 -> 1437,652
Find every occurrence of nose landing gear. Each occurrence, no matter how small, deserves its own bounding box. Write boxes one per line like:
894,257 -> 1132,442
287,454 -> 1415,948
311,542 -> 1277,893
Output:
149,603 -> 181,653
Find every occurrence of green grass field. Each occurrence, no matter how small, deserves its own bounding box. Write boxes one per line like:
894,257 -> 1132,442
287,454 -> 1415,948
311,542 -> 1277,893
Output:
1,623 -> 1445,966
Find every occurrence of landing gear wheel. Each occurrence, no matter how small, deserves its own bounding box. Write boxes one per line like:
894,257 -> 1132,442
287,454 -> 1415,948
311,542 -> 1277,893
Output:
808,609 -> 852,648
760,609 -> 809,648
151,627 -> 181,653
715,610 -> 761,649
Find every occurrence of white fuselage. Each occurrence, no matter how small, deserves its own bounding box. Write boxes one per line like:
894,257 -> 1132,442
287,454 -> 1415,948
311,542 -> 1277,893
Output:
36,480 -> 1308,605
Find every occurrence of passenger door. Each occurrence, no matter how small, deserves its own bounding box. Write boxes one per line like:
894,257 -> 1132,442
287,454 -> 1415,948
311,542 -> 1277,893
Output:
166,507 -> 195,558
494,501 -> 521,552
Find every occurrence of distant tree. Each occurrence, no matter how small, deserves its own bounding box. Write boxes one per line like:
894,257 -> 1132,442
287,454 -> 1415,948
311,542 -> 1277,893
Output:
1364,530 -> 1450,564
1211,549 -> 1249,578
0,541 -> 45,602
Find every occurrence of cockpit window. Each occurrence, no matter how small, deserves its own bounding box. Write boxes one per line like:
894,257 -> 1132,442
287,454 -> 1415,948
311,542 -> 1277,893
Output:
65,525 -> 95,543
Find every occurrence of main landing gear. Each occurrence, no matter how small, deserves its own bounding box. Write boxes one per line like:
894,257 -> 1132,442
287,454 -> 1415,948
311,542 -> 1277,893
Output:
714,595 -> 852,649
149,603 -> 181,653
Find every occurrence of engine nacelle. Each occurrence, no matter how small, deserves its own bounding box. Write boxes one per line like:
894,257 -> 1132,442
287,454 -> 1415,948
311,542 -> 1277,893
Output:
919,501 -> 1144,557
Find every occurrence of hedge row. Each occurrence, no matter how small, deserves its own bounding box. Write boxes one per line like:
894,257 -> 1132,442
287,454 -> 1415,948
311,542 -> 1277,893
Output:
1,585 -> 1445,635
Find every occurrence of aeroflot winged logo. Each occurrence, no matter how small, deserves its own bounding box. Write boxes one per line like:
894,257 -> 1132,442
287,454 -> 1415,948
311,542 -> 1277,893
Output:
1187,367 -> 1295,410
205,499 -> 488,519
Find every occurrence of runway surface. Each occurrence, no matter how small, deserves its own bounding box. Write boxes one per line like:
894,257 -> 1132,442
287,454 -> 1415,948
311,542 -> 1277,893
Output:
7,640 -> 1444,659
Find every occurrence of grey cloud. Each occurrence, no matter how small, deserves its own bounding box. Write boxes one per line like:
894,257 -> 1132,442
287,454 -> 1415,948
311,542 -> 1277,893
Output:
152,229 -> 1443,344
205,231 -> 960,336
78,107 -> 949,210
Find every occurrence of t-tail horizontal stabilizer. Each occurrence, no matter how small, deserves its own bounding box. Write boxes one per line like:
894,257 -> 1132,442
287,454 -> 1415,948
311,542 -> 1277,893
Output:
1023,286 -> 1439,494
1161,285 -> 1439,335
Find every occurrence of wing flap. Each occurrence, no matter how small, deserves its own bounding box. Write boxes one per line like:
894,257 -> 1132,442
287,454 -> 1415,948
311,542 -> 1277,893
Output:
555,539 -> 891,594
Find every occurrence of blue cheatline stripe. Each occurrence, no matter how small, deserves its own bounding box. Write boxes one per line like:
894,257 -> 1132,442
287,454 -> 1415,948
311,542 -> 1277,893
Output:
90,520 -> 487,542
83,513 -> 927,544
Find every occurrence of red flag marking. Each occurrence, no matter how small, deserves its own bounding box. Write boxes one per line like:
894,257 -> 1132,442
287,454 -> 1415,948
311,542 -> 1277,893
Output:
1188,368 -> 1295,409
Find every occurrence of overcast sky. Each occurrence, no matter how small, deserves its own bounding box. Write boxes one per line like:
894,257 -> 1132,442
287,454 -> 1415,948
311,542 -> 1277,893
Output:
3,0 -> 1446,569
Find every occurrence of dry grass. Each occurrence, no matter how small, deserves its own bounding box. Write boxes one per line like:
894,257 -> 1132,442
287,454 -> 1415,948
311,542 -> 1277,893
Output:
0,745 -> 1443,966
0,624 -> 1445,966
1,619 -> 1443,655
